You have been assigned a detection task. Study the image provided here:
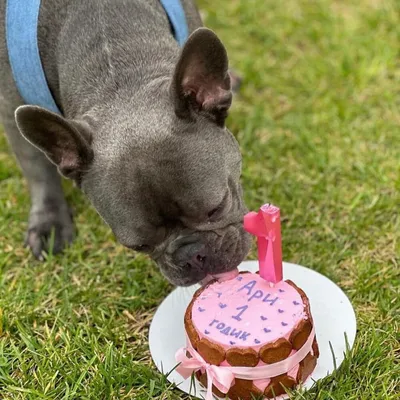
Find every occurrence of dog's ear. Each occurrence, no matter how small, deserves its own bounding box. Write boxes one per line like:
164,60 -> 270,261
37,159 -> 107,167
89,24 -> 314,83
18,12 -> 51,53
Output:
15,105 -> 94,181
171,28 -> 232,125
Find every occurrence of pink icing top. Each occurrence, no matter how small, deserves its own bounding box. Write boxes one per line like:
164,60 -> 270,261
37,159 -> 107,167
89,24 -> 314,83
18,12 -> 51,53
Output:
192,273 -> 305,349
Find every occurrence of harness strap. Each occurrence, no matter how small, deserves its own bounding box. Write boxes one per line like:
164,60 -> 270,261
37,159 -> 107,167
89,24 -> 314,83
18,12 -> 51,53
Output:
160,0 -> 189,47
5,0 -> 189,115
6,0 -> 61,113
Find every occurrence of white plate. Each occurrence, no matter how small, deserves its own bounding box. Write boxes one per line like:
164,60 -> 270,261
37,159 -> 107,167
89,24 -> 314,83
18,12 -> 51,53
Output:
149,261 -> 357,399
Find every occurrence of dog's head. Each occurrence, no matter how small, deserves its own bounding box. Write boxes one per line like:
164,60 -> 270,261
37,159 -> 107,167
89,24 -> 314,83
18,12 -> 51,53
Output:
15,28 -> 251,286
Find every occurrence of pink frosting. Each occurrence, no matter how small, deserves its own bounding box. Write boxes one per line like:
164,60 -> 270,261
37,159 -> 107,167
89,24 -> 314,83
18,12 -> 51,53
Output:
192,273 -> 305,348
252,364 -> 299,392
252,346 -> 319,393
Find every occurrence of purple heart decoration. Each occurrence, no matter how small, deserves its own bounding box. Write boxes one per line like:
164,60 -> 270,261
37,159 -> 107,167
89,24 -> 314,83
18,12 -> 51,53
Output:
230,341 -> 236,345
278,309 -> 284,313
260,316 -> 267,321
264,328 -> 272,333
279,289 -> 285,293
281,322 -> 288,326
293,301 -> 300,305
204,330 -> 210,335
254,339 -> 261,344
237,276 -> 243,281
198,307 -> 205,312
219,303 -> 227,309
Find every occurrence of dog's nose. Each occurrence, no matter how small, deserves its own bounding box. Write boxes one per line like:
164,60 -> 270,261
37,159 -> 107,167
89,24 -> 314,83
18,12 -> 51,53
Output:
190,250 -> 208,270
173,243 -> 208,272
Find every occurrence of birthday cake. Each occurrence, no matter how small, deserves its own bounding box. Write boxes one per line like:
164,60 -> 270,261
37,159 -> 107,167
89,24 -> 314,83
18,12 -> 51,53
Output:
176,205 -> 319,399
184,273 -> 319,399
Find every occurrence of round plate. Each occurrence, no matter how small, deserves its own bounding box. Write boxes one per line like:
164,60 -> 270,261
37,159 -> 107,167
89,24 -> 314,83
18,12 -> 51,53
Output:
149,261 -> 357,399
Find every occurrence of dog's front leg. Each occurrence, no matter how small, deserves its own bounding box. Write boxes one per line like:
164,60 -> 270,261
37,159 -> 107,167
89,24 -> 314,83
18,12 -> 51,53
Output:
2,112 -> 74,259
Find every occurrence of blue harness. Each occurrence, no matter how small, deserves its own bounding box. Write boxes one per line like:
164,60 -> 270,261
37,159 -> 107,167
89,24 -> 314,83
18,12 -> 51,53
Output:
5,0 -> 189,114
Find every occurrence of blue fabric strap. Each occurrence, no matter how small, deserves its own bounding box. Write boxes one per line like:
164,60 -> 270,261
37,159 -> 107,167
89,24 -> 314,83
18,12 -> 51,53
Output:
6,0 -> 61,114
160,0 -> 189,47
5,0 -> 189,115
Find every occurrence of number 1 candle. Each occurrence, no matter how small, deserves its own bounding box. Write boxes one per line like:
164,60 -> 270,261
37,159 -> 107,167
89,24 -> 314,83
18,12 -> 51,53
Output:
243,204 -> 283,283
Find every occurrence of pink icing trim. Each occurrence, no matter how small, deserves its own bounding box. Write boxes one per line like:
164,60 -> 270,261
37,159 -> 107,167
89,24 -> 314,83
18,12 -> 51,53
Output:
192,273 -> 305,348
252,343 -> 319,392
252,364 -> 300,392
253,377 -> 271,392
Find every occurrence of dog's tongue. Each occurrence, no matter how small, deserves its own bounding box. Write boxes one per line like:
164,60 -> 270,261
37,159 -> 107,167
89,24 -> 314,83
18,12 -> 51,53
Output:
200,269 -> 239,286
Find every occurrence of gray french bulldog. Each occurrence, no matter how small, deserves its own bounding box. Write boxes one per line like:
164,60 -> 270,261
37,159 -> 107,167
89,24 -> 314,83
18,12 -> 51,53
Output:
0,0 -> 251,286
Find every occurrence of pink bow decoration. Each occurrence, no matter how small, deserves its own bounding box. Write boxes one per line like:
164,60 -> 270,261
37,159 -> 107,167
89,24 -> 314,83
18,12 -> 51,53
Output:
244,204 -> 283,283
175,327 -> 316,397
176,347 -> 234,400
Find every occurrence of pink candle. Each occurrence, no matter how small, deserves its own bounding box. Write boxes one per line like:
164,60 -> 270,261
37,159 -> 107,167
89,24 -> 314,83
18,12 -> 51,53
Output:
244,204 -> 283,283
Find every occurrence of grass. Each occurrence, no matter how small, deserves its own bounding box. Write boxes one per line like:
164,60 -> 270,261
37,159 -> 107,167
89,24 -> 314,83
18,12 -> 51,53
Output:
0,0 -> 399,398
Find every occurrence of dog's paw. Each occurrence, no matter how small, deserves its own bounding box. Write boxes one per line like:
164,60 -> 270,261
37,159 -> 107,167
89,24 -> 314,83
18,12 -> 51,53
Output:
25,202 -> 75,260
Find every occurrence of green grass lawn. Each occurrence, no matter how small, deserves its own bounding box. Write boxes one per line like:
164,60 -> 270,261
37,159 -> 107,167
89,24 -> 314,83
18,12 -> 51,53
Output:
1,0 -> 399,398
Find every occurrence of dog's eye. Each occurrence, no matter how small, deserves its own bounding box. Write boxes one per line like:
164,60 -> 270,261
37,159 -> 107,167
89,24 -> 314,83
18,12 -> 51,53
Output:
208,204 -> 223,219
207,207 -> 219,218
131,244 -> 151,252
207,193 -> 229,220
